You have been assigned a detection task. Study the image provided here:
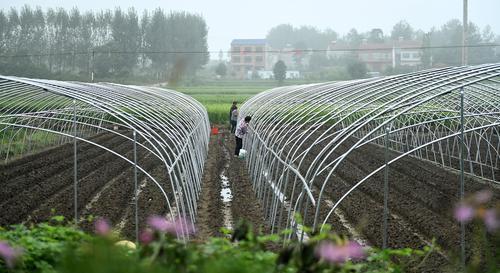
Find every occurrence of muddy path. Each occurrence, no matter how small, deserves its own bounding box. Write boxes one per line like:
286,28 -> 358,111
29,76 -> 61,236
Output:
195,127 -> 271,240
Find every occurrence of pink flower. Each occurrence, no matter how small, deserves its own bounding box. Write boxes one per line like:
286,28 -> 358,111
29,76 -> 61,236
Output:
454,204 -> 474,223
94,218 -> 111,235
139,229 -> 154,245
147,216 -> 170,233
483,209 -> 499,232
473,190 -> 492,204
316,241 -> 365,264
171,217 -> 196,236
147,215 -> 195,237
0,241 -> 22,268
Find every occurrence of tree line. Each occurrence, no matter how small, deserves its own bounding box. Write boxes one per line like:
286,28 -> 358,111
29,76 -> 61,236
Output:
0,5 -> 209,83
266,20 -> 500,71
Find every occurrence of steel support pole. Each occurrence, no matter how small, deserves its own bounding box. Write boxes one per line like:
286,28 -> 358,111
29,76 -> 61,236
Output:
383,127 -> 390,249
459,88 -> 466,268
73,99 -> 78,223
133,130 -> 139,243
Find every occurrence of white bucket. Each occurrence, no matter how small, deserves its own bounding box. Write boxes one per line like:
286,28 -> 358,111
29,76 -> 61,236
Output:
238,149 -> 247,159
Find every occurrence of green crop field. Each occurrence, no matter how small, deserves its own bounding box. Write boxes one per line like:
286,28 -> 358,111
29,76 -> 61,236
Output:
175,81 -> 277,124
175,80 -> 314,124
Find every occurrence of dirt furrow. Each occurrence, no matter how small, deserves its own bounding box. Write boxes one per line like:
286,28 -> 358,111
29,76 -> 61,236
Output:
194,132 -> 225,240
0,132 -> 127,202
0,134 -> 134,225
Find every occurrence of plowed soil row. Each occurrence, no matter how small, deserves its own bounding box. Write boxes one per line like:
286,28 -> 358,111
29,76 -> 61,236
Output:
0,132 -> 173,239
299,136 -> 499,272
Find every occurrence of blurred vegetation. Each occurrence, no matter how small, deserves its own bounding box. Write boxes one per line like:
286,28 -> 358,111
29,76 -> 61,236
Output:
0,218 -> 447,273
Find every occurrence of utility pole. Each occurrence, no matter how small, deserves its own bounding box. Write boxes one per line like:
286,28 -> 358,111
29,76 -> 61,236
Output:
462,0 -> 468,66
91,50 -> 95,82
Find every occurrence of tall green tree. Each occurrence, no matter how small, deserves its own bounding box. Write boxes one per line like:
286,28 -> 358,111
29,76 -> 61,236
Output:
0,11 -> 7,54
215,62 -> 227,78
368,28 -> 384,43
273,60 -> 287,85
145,8 -> 169,77
391,20 -> 414,40
267,24 -> 295,49
345,28 -> 362,47
267,24 -> 338,50
347,58 -> 367,79
164,11 -> 209,80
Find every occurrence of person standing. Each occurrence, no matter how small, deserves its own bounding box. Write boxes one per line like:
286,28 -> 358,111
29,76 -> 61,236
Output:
234,116 -> 251,157
230,107 -> 238,133
229,101 -> 237,126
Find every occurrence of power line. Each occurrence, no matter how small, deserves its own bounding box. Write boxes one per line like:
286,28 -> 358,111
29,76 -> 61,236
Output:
0,43 -> 499,59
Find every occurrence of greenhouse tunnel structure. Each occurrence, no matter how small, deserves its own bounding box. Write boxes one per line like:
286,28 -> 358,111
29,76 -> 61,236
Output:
0,76 -> 210,238
239,64 -> 500,247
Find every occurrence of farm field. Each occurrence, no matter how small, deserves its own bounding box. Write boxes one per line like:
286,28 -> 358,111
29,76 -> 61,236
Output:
296,134 -> 499,270
0,128 -> 272,242
0,132 -> 171,238
1,65 -> 500,272
176,80 -> 306,123
1,124 -> 497,271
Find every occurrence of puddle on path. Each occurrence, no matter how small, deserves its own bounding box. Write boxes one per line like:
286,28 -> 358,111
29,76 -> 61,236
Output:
219,136 -> 233,233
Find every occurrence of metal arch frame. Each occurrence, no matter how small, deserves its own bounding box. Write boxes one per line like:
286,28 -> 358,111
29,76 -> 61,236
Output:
239,64 -> 500,240
0,76 -> 210,237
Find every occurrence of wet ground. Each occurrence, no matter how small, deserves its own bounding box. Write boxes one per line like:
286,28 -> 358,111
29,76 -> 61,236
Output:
194,128 -> 271,240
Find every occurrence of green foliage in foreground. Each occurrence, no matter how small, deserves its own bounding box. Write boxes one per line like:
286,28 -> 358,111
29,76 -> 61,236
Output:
0,217 -> 91,273
0,219 -> 439,273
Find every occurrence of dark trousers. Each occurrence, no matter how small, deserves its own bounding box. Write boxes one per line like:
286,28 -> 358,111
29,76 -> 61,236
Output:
230,120 -> 237,133
235,136 -> 243,156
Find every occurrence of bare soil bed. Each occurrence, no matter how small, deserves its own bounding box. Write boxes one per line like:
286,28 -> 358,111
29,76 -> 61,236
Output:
297,135 -> 499,272
0,128 -> 271,242
0,132 -> 173,238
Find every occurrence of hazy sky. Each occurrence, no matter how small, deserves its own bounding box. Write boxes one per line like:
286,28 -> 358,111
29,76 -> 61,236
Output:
2,0 -> 499,59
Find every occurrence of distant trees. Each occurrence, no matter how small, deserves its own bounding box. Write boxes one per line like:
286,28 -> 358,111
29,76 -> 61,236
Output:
0,5 -> 209,82
215,62 -> 227,78
266,24 -> 337,50
368,28 -> 384,43
345,28 -> 363,47
347,59 -> 367,79
427,19 -> 500,66
267,24 -> 295,49
391,20 -> 414,40
260,18 -> 500,82
273,60 -> 287,85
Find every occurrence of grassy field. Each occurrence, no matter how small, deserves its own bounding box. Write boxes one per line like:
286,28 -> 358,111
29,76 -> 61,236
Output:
175,81 -> 279,124
0,127 -> 60,161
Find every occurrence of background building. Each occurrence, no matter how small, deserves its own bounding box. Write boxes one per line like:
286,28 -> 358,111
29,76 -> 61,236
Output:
230,39 -> 267,79
327,39 -> 423,73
